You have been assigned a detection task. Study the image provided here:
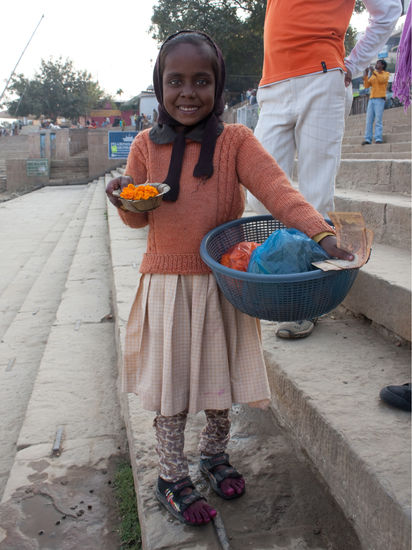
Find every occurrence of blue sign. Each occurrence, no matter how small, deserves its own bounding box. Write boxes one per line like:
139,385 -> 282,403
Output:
378,46 -> 389,59
108,131 -> 138,159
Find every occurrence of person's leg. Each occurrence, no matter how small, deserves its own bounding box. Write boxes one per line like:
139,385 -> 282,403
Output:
199,409 -> 245,498
277,71 -> 346,339
154,412 -> 216,524
363,99 -> 375,144
294,70 -> 346,217
373,99 -> 385,142
247,81 -> 297,214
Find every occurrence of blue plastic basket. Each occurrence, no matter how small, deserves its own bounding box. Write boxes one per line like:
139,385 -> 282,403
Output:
200,215 -> 359,322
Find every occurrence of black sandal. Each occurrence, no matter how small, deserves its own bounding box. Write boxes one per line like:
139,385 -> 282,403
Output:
199,452 -> 245,500
155,476 -> 207,525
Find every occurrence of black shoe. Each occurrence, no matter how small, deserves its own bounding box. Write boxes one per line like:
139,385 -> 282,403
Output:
375,140 -> 384,144
361,140 -> 371,145
379,383 -> 411,412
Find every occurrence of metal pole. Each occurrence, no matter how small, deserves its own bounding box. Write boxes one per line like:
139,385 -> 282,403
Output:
0,14 -> 44,106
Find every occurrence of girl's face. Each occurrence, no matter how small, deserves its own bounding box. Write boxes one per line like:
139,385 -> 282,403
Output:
162,42 -> 216,127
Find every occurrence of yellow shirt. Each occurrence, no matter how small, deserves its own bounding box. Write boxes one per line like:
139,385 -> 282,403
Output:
363,70 -> 390,98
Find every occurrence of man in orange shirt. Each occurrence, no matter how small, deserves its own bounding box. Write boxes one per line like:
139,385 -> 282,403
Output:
362,59 -> 390,144
248,0 -> 401,339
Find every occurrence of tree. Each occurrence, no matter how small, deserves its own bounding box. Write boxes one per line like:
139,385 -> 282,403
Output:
345,1 -> 367,55
6,57 -> 106,122
150,0 -> 266,98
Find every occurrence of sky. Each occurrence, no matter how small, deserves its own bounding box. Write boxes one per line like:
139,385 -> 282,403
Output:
0,0 -> 161,104
0,1 -> 407,107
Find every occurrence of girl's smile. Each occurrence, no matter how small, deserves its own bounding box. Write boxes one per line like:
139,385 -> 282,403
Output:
162,43 -> 216,127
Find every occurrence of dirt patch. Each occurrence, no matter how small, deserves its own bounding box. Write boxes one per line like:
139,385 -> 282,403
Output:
0,457 -> 125,550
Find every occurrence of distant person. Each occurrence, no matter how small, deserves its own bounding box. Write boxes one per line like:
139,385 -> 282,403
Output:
248,0 -> 401,340
249,89 -> 257,105
105,29 -> 352,527
362,59 -> 390,144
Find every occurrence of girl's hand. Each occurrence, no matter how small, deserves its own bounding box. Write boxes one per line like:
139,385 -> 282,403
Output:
319,235 -> 354,261
105,176 -> 133,208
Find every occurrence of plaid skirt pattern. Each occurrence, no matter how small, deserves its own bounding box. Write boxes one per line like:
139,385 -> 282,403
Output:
123,273 -> 270,416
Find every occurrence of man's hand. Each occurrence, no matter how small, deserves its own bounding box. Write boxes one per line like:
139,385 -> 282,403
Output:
344,68 -> 352,87
319,235 -> 354,261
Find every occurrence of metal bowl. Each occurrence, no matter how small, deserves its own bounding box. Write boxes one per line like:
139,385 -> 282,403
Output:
113,183 -> 170,213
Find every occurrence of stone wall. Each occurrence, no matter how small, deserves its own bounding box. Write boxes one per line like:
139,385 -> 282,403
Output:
87,129 -> 124,179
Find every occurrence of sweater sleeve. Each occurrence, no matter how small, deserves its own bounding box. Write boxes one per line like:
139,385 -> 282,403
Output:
117,133 -> 149,229
234,126 -> 334,239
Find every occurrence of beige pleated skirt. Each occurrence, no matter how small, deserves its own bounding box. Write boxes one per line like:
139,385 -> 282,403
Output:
123,273 -> 271,416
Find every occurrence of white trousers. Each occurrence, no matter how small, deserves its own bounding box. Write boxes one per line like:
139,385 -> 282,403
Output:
248,70 -> 353,217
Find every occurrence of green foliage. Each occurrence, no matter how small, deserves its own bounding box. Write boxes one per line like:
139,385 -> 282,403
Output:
345,1 -> 367,56
114,463 -> 141,550
7,57 -> 106,122
150,0 -> 266,98
151,0 -> 368,98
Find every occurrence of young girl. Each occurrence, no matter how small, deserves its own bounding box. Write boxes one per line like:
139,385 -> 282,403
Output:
106,30 -> 353,527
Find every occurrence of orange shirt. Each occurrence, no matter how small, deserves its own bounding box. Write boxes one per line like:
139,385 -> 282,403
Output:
260,0 -> 356,86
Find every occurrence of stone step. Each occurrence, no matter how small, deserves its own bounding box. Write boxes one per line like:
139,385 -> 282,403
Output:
48,176 -> 91,186
0,183 -> 95,501
0,179 -> 126,549
342,151 -> 410,159
345,106 -> 409,129
342,141 -> 411,154
342,242 -> 411,341
263,312 -> 411,550
343,132 -> 411,145
294,159 -> 411,196
51,158 -> 89,167
334,188 -> 411,250
336,159 -> 411,195
344,122 -> 411,136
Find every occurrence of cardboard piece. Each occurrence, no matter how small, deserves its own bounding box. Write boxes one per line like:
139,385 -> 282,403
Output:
312,212 -> 373,271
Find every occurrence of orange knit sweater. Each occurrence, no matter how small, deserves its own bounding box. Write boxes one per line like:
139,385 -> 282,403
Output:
119,124 -> 334,274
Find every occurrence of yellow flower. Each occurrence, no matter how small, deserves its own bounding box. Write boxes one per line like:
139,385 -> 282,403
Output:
120,184 -> 159,200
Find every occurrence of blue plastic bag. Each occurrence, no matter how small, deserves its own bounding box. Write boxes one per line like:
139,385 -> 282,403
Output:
247,228 -> 330,275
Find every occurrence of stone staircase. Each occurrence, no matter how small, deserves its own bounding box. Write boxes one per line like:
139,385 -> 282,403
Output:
49,155 -> 90,185
336,107 -> 411,342
0,180 -> 126,548
0,108 -> 410,549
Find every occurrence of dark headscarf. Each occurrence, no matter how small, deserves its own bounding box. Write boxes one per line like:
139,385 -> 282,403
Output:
150,30 -> 226,201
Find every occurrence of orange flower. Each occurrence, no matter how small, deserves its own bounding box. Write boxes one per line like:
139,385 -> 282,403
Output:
120,183 -> 159,200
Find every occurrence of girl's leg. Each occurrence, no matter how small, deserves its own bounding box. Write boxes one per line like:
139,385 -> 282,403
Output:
154,412 -> 216,524
199,409 -> 245,497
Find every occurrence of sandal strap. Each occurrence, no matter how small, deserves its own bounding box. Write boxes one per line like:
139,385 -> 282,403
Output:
200,453 -> 242,486
200,452 -> 230,470
161,477 -> 205,514
212,466 -> 241,485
